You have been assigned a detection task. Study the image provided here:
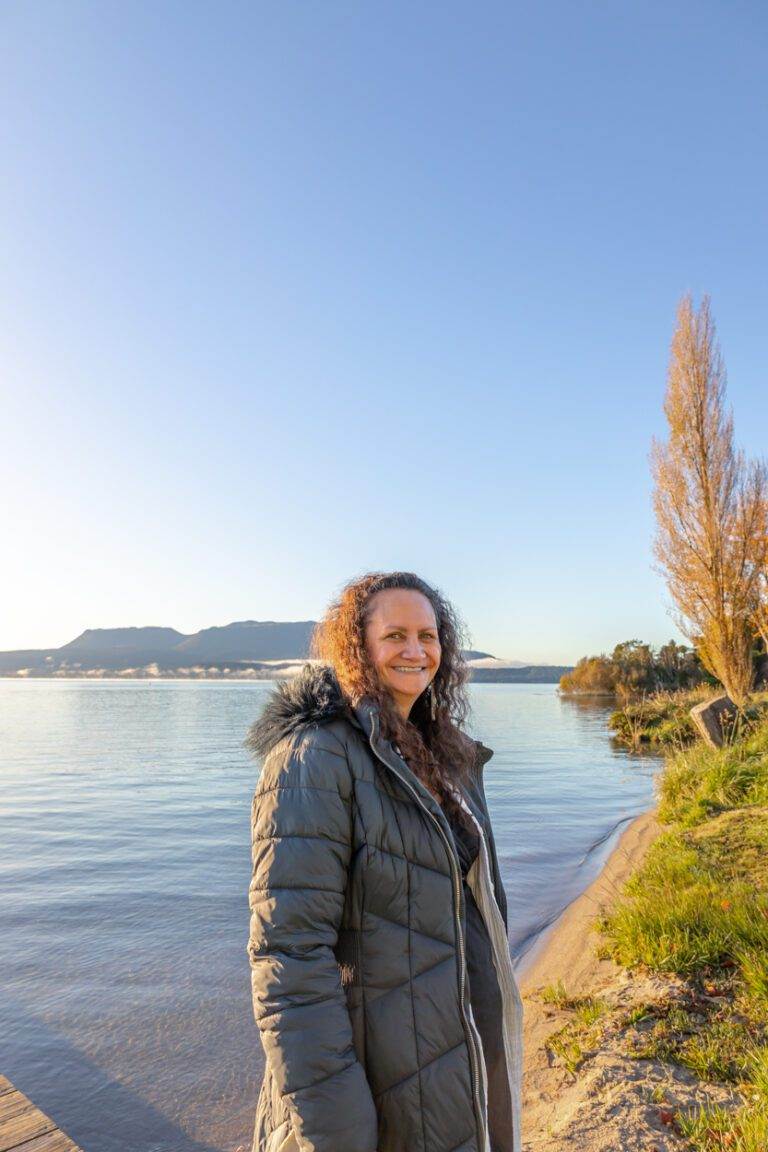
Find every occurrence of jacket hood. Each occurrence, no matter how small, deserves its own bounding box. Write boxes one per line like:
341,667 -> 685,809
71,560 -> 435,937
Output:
245,663 -> 352,758
245,661 -> 494,770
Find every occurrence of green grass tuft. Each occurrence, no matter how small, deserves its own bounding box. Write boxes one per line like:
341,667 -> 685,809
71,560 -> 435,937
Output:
676,1102 -> 768,1152
540,987 -> 608,1075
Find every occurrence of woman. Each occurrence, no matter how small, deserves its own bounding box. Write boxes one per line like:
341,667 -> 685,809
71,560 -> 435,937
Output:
246,572 -> 522,1152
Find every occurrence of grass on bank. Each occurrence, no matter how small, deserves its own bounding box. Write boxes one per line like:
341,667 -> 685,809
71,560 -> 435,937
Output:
539,984 -> 609,1075
608,689 -> 768,751
658,720 -> 768,824
598,714 -> 768,1151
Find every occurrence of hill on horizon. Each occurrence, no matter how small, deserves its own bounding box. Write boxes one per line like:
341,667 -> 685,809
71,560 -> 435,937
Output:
0,621 -> 318,673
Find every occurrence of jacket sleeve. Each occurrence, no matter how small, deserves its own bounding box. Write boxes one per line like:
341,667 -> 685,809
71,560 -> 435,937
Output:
247,727 -> 378,1152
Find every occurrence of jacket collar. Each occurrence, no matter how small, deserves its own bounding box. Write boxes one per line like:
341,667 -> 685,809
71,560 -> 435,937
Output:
355,698 -> 492,774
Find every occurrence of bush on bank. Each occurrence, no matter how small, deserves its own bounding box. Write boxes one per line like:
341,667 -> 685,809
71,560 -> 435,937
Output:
559,640 -> 711,698
608,688 -> 768,750
608,688 -> 709,748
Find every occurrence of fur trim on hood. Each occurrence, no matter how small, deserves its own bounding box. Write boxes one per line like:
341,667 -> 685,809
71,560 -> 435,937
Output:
245,663 -> 350,758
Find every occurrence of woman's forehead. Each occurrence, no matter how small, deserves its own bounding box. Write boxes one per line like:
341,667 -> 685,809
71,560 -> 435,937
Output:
367,589 -> 437,627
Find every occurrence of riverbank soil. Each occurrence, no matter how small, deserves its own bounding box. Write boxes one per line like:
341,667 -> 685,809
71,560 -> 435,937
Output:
518,811 -> 739,1152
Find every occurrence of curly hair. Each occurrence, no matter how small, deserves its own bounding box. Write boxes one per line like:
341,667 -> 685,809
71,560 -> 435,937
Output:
311,571 -> 477,828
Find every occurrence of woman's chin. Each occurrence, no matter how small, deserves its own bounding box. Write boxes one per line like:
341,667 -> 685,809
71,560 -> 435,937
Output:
385,674 -> 429,704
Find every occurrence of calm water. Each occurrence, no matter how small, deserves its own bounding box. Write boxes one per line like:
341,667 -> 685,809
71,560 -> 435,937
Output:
0,680 -> 658,1152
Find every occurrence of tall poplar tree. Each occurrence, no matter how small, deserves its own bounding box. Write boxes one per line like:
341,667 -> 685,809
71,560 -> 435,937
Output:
651,295 -> 767,707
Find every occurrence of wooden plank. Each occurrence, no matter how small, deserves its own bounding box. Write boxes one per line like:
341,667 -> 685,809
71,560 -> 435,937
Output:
0,1091 -> 48,1125
0,1079 -> 82,1152
0,1111 -> 56,1152
0,1095 -> 26,1123
7,1130 -> 81,1152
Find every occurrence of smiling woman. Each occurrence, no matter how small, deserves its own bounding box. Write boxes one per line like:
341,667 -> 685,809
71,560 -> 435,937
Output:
245,571 -> 523,1152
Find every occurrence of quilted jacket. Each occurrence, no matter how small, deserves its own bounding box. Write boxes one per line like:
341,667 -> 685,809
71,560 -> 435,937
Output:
246,663 -> 520,1152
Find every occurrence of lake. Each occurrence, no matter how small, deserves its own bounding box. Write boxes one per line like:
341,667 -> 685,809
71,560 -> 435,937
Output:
0,679 -> 658,1152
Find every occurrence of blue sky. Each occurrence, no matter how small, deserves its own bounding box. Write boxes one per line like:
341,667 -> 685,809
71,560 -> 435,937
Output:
2,1 -> 766,662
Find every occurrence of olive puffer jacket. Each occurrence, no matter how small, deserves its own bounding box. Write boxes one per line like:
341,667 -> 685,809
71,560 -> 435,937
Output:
246,664 -> 520,1152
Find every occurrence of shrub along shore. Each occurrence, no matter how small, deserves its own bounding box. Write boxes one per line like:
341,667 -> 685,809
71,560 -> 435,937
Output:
608,689 -> 768,749
521,698 -> 768,1151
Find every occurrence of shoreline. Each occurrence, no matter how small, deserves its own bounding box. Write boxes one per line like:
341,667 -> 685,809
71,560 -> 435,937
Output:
517,808 -> 664,1151
514,808 -> 660,985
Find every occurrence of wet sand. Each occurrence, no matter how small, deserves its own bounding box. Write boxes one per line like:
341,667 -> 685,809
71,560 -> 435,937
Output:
517,808 -> 661,991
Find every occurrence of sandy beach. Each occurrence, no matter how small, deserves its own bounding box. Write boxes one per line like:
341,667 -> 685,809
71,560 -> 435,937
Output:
515,809 -> 741,1151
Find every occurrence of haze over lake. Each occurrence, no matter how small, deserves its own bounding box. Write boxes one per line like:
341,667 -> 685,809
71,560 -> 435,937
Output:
1,680 -> 658,1152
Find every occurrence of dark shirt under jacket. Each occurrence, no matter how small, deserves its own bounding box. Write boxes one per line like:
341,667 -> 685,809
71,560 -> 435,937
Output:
448,810 -> 515,1152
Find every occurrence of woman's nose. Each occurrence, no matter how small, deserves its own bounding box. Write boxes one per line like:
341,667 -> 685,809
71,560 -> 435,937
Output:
401,637 -> 425,659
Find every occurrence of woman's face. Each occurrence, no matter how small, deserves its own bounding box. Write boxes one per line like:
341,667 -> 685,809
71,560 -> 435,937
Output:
364,589 -> 441,717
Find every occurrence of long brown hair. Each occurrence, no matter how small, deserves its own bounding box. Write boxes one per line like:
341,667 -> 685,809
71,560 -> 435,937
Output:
311,571 -> 476,827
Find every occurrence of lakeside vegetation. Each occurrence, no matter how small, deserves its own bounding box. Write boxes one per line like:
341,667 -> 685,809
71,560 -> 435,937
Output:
559,639 -> 767,752
560,639 -> 713,699
609,689 -> 768,750
598,714 -> 768,1150
537,714 -> 768,1150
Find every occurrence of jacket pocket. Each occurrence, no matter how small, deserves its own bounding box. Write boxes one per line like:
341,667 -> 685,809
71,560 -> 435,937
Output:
333,927 -> 362,988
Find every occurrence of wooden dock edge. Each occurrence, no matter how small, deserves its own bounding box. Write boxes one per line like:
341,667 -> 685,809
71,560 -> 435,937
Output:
0,1075 -> 83,1152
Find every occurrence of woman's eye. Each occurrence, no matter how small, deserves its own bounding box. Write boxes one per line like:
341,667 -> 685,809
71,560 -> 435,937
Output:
384,631 -> 437,641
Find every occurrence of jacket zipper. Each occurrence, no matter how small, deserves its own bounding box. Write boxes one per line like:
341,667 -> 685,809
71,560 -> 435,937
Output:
366,716 -> 488,1152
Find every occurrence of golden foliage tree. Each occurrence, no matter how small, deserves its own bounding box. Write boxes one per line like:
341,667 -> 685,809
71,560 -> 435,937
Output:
651,295 -> 768,707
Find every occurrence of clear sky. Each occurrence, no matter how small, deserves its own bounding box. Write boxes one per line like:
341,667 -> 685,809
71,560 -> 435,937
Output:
2,1 -> 766,663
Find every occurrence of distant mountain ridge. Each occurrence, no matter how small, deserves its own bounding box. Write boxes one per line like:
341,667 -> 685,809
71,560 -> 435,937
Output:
58,621 -> 318,664
0,623 -> 570,682
0,622 -> 317,673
